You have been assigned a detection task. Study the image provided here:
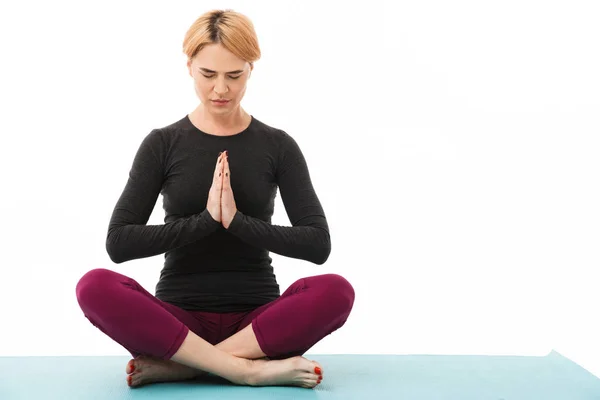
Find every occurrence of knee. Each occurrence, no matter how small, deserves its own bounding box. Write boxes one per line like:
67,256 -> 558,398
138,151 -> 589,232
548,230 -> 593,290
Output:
75,268 -> 118,305
318,274 -> 355,313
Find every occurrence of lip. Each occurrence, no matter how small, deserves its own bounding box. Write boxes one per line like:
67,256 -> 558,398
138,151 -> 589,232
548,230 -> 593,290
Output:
212,99 -> 230,103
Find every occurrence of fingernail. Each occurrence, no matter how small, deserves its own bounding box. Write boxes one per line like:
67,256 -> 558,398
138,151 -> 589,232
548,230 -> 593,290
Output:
314,366 -> 322,375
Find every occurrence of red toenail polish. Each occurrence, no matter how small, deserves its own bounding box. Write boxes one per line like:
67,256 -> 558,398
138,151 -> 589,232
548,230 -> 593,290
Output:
130,363 -> 135,373
314,366 -> 322,375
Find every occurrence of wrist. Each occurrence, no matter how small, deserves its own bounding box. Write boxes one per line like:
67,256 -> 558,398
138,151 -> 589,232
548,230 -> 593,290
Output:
226,210 -> 242,230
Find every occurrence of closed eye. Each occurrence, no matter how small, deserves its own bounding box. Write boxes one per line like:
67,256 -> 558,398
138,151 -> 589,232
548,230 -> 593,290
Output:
202,74 -> 241,80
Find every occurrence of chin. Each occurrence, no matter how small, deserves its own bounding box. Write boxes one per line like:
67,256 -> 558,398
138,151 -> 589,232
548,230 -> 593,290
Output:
211,105 -> 234,112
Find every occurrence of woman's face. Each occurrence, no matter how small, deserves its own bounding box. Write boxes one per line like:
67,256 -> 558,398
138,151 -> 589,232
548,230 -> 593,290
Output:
187,43 -> 252,115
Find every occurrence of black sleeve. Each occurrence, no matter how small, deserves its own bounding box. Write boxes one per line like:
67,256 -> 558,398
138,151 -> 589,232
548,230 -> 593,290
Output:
105,129 -> 221,263
226,132 -> 331,265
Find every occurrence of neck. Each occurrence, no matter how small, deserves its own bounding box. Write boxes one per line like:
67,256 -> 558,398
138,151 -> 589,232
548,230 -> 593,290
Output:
195,104 -> 248,129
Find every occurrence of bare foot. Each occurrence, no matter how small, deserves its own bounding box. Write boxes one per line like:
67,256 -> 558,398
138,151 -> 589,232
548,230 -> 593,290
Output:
125,355 -> 206,388
246,356 -> 324,388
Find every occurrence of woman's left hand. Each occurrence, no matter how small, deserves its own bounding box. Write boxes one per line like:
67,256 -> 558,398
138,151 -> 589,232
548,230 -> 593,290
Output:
221,151 -> 237,229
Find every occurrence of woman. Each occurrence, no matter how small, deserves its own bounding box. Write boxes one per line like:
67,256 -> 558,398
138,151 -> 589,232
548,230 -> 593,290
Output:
75,9 -> 355,389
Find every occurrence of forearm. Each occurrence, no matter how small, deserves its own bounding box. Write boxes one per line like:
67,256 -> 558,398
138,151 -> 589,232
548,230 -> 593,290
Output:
226,211 -> 331,265
106,209 -> 221,263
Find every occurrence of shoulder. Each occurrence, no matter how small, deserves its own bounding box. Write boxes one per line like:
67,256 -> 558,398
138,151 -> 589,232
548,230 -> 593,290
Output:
154,116 -> 190,140
140,115 -> 193,150
249,118 -> 308,171
250,116 -> 300,151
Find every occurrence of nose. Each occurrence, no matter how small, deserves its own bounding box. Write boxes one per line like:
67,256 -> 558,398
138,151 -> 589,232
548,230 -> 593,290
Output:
214,77 -> 229,95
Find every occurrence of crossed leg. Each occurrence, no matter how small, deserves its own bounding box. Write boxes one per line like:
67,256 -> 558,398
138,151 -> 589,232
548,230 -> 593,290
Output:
124,322 -> 272,387
76,269 -> 354,388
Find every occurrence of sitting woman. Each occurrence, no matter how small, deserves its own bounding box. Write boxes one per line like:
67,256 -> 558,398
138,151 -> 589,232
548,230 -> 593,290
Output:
75,9 -> 355,389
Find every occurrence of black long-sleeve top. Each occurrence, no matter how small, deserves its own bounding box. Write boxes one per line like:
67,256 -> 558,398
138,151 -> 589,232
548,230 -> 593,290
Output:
105,114 -> 331,312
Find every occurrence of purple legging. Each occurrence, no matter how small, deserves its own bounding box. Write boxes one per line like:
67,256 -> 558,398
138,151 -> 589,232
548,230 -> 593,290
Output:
75,268 -> 355,360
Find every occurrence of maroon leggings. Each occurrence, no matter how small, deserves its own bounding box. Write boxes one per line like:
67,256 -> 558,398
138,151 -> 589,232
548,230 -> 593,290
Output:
75,268 -> 355,360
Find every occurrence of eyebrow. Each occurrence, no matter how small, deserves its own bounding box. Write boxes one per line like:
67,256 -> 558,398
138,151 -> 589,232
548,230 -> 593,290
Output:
199,68 -> 244,74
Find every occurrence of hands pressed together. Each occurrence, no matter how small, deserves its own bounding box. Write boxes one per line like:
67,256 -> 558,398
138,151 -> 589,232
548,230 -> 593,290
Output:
206,150 -> 237,229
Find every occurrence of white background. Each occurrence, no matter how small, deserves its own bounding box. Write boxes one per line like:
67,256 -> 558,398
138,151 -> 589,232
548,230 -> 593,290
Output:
1,0 -> 599,378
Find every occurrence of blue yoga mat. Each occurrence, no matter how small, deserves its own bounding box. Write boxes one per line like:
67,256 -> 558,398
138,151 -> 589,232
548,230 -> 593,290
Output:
1,351 -> 599,399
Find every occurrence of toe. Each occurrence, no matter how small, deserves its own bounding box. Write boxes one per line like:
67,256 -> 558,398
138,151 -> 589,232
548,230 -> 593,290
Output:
128,372 -> 143,388
302,372 -> 320,388
313,364 -> 322,376
126,359 -> 136,374
306,376 -> 319,388
305,359 -> 322,375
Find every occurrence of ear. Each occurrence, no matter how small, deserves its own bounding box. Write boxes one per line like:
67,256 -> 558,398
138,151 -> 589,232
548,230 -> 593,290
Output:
187,59 -> 192,77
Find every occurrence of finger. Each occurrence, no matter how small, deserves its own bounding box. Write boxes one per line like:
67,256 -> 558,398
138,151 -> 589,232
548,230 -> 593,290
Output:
214,152 -> 223,182
217,154 -> 224,190
224,154 -> 230,187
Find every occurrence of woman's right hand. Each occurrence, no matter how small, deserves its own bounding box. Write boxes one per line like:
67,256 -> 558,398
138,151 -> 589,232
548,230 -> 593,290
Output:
207,152 -> 225,222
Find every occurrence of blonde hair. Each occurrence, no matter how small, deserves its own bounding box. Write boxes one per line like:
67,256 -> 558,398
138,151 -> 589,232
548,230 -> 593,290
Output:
183,9 -> 261,67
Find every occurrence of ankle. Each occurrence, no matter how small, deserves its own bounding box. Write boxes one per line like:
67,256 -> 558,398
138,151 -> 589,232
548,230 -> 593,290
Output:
242,358 -> 260,386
